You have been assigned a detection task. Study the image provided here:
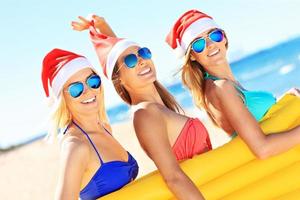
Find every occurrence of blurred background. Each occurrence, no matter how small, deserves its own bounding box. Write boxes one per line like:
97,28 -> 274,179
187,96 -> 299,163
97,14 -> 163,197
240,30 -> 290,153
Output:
0,0 -> 300,199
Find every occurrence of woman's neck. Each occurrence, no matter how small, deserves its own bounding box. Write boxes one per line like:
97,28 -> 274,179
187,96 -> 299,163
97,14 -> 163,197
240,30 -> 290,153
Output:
205,63 -> 237,82
129,83 -> 164,106
72,113 -> 102,133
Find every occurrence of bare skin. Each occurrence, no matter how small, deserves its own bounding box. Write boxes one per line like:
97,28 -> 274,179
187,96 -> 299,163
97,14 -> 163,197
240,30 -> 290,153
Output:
72,15 -> 206,200
190,28 -> 300,159
118,47 -> 206,200
72,15 -> 116,37
55,68 -> 129,200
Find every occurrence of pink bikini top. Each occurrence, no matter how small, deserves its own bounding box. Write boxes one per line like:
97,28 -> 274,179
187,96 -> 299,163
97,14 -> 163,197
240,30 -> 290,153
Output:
172,118 -> 212,161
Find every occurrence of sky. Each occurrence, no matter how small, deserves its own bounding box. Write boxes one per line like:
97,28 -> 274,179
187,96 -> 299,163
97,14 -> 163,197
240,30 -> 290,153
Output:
1,0 -> 300,148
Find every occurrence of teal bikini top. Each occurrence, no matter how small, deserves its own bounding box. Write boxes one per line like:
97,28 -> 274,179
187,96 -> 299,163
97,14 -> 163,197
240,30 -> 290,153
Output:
204,72 -> 276,121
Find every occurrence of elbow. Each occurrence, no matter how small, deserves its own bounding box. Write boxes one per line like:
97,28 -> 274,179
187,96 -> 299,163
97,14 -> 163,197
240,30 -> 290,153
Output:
253,144 -> 272,160
248,134 -> 274,160
163,170 -> 187,188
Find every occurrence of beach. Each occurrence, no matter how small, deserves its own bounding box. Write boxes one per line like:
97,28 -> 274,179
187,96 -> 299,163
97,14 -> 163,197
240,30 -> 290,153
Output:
1,1 -> 300,199
0,109 -> 229,200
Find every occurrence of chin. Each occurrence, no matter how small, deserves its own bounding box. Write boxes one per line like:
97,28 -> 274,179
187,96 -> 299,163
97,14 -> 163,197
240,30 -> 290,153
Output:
146,73 -> 157,84
135,76 -> 156,89
208,56 -> 225,66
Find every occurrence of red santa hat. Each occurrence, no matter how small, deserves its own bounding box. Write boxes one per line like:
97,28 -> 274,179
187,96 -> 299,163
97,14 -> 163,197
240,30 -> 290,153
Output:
89,21 -> 138,79
42,48 -> 95,99
166,9 -> 220,58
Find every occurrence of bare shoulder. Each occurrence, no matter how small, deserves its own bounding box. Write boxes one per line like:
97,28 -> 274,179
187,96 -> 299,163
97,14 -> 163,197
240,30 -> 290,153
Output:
206,79 -> 237,99
204,79 -> 219,101
132,102 -> 169,154
133,102 -> 165,123
133,102 -> 166,134
135,101 -> 165,112
60,128 -> 90,162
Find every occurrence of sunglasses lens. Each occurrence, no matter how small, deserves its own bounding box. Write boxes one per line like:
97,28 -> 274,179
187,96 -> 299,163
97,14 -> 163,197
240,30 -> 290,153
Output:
124,54 -> 138,68
87,75 -> 101,89
138,47 -> 152,59
192,38 -> 206,53
210,30 -> 224,42
68,82 -> 84,98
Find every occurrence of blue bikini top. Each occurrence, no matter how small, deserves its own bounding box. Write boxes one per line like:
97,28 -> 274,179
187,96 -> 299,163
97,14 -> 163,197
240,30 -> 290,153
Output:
204,72 -> 276,121
64,121 -> 139,200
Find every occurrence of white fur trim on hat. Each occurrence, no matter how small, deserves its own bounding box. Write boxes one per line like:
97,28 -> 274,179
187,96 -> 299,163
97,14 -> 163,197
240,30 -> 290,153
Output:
178,18 -> 219,58
106,39 -> 138,79
51,57 -> 94,98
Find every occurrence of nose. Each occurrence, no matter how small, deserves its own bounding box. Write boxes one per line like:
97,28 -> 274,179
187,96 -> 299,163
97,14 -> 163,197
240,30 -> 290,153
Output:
137,56 -> 146,67
81,83 -> 92,95
206,37 -> 215,50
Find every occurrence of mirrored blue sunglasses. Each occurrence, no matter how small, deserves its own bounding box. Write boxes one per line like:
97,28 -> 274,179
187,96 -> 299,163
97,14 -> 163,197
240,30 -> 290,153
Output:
67,74 -> 101,98
191,29 -> 224,53
124,47 -> 152,68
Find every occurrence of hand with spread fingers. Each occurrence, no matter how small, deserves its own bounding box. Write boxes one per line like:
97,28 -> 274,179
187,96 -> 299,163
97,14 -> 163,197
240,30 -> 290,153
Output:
286,87 -> 300,97
278,87 -> 300,100
71,15 -> 116,37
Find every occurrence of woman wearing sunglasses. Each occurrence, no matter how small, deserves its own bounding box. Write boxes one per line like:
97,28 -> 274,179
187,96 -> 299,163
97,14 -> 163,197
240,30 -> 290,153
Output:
42,48 -> 138,200
72,15 -> 211,200
166,9 -> 300,159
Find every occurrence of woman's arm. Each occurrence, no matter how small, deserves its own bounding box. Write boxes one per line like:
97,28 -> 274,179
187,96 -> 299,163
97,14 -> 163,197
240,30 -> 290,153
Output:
214,80 -> 300,159
55,136 -> 90,200
133,104 -> 205,200
71,15 -> 116,37
277,87 -> 300,100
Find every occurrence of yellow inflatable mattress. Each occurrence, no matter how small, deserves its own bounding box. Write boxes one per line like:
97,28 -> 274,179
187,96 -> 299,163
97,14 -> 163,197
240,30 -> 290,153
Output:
101,94 -> 300,200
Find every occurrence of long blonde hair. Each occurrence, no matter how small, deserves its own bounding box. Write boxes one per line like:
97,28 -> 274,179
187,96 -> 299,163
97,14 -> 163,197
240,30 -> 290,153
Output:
111,64 -> 183,113
181,33 -> 228,124
48,84 -> 109,140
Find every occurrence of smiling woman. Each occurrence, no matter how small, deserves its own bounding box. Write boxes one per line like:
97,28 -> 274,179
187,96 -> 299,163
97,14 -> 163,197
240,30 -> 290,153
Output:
166,9 -> 300,159
41,48 -> 139,200
71,15 -> 216,200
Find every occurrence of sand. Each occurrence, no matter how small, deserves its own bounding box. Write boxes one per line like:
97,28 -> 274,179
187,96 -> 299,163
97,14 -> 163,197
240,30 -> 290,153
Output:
0,109 -> 229,200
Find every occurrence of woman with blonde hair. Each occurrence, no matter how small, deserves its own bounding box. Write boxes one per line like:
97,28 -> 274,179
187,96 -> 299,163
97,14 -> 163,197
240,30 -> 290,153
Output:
72,15 -> 212,200
42,48 -> 138,200
166,9 -> 300,159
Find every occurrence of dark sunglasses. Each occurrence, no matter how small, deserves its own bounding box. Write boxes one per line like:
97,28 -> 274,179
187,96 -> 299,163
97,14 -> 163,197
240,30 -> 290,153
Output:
123,47 -> 152,68
191,29 -> 224,53
67,74 -> 101,98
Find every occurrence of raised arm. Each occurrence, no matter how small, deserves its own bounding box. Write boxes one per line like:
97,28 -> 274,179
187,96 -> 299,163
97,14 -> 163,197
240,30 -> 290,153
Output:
55,136 -> 90,200
214,80 -> 300,159
71,15 -> 116,37
133,105 -> 205,200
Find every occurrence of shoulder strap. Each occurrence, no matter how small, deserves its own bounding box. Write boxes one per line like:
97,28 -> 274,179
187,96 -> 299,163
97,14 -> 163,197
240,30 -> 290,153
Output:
72,121 -> 104,164
204,72 -> 246,103
63,123 -> 71,135
102,124 -> 112,136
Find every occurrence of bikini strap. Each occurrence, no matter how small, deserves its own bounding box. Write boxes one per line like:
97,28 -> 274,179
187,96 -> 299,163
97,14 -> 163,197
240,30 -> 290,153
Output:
72,121 -> 104,164
62,123 -> 71,135
204,72 -> 246,103
102,124 -> 112,136
204,72 -> 220,81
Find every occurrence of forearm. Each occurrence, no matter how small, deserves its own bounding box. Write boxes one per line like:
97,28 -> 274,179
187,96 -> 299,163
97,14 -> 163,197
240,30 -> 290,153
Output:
165,172 -> 205,200
263,126 -> 300,157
